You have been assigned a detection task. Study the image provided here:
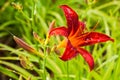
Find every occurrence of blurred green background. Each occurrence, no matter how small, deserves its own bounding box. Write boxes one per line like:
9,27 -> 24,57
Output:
0,0 -> 120,80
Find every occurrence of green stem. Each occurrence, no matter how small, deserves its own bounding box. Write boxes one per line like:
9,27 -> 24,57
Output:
43,55 -> 46,80
67,61 -> 69,80
43,46 -> 47,80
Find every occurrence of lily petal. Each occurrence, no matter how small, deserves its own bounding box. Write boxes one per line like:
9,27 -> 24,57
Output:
49,27 -> 68,38
60,40 -> 78,61
77,47 -> 94,71
76,32 -> 114,46
60,5 -> 79,35
69,21 -> 85,37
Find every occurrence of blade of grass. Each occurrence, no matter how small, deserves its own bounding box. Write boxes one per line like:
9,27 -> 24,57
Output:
0,65 -> 18,79
0,60 -> 38,80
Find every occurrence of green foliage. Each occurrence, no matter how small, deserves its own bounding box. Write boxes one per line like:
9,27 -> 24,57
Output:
0,0 -> 120,80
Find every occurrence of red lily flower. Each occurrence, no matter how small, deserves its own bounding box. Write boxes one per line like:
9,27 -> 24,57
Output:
48,5 -> 114,70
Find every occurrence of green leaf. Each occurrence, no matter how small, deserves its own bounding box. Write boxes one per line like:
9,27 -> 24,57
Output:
0,65 -> 18,79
